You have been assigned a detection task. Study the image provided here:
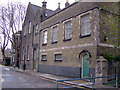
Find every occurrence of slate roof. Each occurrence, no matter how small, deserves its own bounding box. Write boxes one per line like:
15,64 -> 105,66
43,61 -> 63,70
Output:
30,3 -> 55,17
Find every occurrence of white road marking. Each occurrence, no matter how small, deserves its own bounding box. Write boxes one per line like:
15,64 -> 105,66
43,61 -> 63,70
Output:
0,77 -> 4,82
4,68 -> 10,71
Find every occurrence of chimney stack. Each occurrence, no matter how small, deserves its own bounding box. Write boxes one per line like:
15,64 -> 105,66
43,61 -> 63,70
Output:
58,2 -> 61,9
55,2 -> 61,13
42,0 -> 47,18
65,0 -> 70,7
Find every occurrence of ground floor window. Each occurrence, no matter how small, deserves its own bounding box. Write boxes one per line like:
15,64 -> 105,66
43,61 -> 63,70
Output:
41,55 -> 47,61
54,54 -> 62,61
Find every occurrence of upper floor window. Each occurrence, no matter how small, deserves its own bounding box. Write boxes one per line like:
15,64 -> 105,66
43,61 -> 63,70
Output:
80,14 -> 91,37
64,21 -> 72,40
36,24 -> 38,34
52,26 -> 58,43
22,48 -> 24,60
29,21 -> 31,33
27,46 -> 30,60
43,30 -> 47,45
24,25 -> 26,36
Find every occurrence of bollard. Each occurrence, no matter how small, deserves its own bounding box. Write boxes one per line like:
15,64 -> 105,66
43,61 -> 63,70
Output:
116,75 -> 118,89
56,80 -> 58,90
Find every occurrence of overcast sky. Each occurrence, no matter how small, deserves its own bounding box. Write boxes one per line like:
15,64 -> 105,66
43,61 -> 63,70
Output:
0,0 -> 75,10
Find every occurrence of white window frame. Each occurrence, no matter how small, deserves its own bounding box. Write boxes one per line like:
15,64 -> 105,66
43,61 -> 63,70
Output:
54,53 -> 62,61
52,26 -> 58,43
24,25 -> 26,36
23,49 -> 25,60
29,21 -> 31,33
64,20 -> 72,40
80,13 -> 91,37
43,30 -> 48,44
41,54 -> 47,61
23,54 -> 25,60
36,24 -> 38,34
27,46 -> 30,61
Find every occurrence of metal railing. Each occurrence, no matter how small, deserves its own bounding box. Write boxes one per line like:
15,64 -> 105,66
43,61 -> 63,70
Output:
56,75 -> 119,90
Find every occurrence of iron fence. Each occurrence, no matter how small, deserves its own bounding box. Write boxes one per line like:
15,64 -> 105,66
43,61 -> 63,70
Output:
56,75 -> 119,90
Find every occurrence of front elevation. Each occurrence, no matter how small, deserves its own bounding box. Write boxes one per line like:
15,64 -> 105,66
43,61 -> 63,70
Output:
21,1 -> 119,78
38,4 -> 99,78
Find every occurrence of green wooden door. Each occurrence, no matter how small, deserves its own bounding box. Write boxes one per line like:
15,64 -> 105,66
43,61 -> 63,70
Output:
82,54 -> 89,78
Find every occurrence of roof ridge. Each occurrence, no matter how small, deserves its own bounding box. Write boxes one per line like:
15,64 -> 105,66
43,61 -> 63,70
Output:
30,3 -> 54,12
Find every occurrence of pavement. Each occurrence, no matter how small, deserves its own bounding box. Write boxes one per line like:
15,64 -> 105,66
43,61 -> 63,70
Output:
6,66 -> 118,89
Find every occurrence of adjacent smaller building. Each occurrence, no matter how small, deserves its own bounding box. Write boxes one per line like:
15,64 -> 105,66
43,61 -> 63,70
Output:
11,31 -> 22,67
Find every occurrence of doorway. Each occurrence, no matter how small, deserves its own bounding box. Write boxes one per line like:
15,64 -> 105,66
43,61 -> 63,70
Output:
82,54 -> 89,78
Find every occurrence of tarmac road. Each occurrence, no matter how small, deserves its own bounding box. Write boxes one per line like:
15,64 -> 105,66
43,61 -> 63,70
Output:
1,66 -> 68,89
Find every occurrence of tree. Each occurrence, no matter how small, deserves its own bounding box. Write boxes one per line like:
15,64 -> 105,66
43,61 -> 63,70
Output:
99,2 -> 120,75
0,2 -> 26,65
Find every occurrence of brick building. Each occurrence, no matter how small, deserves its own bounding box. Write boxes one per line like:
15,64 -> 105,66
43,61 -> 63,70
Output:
20,1 -> 119,78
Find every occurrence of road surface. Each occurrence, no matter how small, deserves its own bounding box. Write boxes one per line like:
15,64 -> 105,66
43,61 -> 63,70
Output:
1,66 -> 68,88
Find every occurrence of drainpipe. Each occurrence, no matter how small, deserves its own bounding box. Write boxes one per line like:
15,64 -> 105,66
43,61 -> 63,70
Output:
37,30 -> 41,72
23,54 -> 26,71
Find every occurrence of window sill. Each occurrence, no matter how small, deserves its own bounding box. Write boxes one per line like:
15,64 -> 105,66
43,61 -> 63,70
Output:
51,41 -> 58,44
41,60 -> 47,61
63,38 -> 71,42
54,60 -> 62,62
79,34 -> 91,38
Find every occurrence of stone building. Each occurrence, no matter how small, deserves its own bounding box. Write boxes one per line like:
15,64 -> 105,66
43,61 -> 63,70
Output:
0,49 -> 3,64
20,1 -> 119,78
20,2 -> 54,71
11,31 -> 22,67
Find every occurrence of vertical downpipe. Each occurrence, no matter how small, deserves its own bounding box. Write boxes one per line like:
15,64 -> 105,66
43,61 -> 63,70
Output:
92,77 -> 95,90
38,30 -> 41,72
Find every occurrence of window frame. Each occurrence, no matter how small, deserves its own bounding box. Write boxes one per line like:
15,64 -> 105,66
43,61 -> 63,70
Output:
27,46 -> 30,61
64,20 -> 72,41
41,54 -> 47,61
29,21 -> 31,33
24,25 -> 26,36
35,24 -> 38,34
80,13 -> 91,38
43,30 -> 48,45
22,48 -> 25,60
52,26 -> 58,44
54,54 -> 62,62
